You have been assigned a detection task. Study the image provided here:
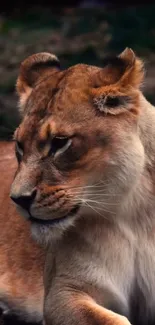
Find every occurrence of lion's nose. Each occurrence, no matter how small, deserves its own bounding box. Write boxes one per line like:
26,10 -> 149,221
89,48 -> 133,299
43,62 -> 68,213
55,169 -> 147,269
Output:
10,188 -> 37,211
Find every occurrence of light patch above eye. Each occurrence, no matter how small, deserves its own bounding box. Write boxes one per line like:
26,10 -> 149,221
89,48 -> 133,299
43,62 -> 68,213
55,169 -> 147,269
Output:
39,120 -> 51,142
39,140 -> 51,158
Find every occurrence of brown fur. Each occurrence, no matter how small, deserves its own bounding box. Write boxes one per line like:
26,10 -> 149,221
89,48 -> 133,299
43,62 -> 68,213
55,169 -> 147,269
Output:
0,141 -> 44,322
10,48 -> 155,325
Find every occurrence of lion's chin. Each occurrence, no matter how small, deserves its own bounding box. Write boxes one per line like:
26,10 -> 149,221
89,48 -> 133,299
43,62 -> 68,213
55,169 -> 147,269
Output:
15,203 -> 80,246
30,215 -> 76,247
29,205 -> 80,246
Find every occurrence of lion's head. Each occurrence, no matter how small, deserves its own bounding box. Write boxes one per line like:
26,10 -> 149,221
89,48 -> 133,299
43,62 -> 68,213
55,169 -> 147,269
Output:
10,48 -> 145,243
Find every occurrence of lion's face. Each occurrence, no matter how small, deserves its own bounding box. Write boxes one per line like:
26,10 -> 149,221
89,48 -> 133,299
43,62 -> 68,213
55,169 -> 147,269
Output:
10,49 -> 145,242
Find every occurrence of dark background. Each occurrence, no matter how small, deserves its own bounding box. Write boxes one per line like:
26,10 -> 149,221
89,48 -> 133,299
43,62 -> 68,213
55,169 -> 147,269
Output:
0,2 -> 155,324
1,2 -> 155,140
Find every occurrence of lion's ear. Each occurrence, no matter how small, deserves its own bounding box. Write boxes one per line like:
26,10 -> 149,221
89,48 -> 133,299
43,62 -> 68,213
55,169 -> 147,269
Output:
91,48 -> 144,114
92,48 -> 144,89
16,52 -> 60,108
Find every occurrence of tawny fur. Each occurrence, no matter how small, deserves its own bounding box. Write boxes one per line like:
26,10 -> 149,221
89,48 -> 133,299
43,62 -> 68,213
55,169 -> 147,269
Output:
9,48 -> 155,325
0,141 -> 44,322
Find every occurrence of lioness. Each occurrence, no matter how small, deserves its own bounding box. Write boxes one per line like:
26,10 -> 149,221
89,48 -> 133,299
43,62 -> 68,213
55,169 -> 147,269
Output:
0,141 -> 44,323
10,48 -> 155,325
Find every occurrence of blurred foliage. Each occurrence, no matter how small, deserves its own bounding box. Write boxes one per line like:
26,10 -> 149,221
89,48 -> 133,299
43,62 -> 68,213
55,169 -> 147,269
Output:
1,5 -> 155,139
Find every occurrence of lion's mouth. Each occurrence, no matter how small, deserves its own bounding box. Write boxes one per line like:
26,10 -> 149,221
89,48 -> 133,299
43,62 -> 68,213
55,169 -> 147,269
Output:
29,204 -> 80,226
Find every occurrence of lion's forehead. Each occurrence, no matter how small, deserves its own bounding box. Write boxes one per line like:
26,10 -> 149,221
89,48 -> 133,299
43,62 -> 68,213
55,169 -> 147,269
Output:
18,68 -> 97,141
25,64 -> 92,116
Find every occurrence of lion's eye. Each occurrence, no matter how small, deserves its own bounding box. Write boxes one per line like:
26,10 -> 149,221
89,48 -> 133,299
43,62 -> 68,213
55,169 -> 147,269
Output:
15,141 -> 23,162
50,136 -> 72,157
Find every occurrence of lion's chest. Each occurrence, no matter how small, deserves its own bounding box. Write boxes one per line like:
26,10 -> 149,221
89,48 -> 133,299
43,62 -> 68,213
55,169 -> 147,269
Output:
130,235 -> 155,325
47,226 -> 155,325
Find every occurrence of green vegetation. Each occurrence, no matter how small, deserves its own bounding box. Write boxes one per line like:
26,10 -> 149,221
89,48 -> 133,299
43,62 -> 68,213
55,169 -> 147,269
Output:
1,5 -> 155,139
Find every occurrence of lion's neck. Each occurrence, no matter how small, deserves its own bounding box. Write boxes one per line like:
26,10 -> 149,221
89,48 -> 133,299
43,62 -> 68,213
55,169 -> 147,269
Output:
119,94 -> 155,231
82,95 -> 155,236
139,94 -> 155,164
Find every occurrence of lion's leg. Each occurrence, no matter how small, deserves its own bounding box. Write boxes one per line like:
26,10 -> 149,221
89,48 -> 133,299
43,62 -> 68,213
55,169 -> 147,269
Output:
44,291 -> 131,325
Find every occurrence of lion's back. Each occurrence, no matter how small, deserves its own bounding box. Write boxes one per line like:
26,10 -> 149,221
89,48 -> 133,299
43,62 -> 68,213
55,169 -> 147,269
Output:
0,141 -> 44,323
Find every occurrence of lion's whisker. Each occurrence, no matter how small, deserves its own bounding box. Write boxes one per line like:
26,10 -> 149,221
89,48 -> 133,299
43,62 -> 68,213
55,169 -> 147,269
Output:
83,201 -> 116,216
72,198 -> 118,206
83,201 -> 108,219
67,181 -> 111,191
70,192 -> 119,196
